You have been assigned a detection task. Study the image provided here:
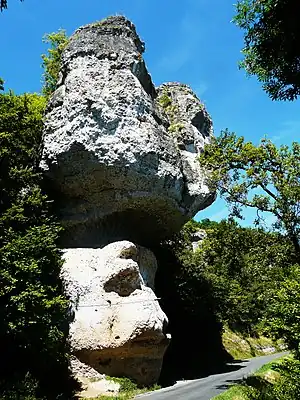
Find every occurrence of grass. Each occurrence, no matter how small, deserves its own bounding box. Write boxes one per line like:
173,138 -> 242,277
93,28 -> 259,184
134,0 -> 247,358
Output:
213,355 -> 289,400
212,385 -> 249,400
222,327 -> 283,360
92,376 -> 160,399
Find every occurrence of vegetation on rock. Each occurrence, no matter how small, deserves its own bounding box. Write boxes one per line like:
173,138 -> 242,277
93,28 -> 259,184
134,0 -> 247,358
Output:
157,90 -> 182,134
41,29 -> 69,97
222,327 -> 283,360
158,92 -> 172,109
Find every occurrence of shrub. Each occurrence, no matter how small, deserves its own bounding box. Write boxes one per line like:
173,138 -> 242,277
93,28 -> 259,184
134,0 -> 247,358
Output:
0,90 -> 72,399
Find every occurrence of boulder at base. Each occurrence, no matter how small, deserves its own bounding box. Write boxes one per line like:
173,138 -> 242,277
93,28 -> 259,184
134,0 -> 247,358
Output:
41,16 -> 215,247
62,241 -> 170,386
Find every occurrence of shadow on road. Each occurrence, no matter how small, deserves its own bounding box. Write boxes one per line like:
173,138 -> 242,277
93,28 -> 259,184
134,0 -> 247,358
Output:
215,367 -> 268,392
215,378 -> 246,391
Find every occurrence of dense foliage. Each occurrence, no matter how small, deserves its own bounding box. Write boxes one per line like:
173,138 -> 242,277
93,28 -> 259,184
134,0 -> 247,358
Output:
41,30 -> 69,97
0,89 -> 72,399
192,220 -> 293,334
234,0 -> 300,101
199,129 -> 300,395
155,218 -> 295,383
265,265 -> 300,357
199,131 -> 300,260
1,0 -> 9,11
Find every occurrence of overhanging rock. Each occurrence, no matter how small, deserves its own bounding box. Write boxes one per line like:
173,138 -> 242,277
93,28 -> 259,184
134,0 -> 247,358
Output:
41,16 -> 215,247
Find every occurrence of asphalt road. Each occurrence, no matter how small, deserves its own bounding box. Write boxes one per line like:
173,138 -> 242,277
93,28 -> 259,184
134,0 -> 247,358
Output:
137,352 -> 287,400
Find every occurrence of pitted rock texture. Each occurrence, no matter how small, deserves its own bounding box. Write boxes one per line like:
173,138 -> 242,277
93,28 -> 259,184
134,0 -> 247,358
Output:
41,15 -> 215,247
62,241 -> 170,386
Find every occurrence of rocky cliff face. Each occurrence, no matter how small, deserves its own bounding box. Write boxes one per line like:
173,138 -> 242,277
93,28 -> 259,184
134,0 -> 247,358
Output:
41,15 -> 215,387
41,15 -> 215,248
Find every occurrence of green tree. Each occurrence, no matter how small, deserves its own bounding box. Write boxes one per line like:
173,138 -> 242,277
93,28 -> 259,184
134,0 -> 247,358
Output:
199,131 -> 300,260
0,90 -> 72,398
190,220 -> 292,334
41,30 -> 69,97
234,0 -> 300,101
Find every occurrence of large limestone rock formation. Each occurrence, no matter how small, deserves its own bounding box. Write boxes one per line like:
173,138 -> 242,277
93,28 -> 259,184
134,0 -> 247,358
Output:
41,15 -> 215,247
62,241 -> 169,386
41,15 -> 216,387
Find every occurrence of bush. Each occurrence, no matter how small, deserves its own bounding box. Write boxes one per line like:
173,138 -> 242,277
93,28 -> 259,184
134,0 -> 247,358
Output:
244,359 -> 300,400
0,90 -> 72,399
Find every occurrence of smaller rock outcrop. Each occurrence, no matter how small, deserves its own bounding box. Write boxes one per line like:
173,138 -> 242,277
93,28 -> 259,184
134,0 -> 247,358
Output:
62,241 -> 170,386
191,229 -> 207,252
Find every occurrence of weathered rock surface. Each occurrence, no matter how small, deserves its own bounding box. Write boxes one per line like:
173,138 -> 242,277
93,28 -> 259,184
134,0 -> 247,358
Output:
71,357 -> 120,398
62,241 -> 170,385
41,16 -> 215,247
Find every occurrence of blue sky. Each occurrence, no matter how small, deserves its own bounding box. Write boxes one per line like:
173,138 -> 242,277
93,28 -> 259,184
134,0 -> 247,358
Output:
1,0 -> 299,226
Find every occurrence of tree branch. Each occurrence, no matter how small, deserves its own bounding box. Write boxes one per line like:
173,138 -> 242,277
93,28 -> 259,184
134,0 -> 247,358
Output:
221,185 -> 282,219
258,182 -> 279,202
